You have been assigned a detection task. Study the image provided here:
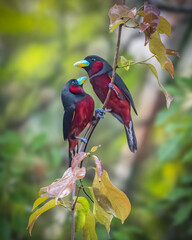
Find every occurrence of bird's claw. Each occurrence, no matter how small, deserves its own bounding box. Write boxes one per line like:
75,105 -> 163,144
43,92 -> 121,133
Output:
95,108 -> 106,119
108,83 -> 123,100
75,136 -> 88,144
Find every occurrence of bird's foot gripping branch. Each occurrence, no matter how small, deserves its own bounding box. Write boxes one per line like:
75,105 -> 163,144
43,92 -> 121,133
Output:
27,146 -> 131,239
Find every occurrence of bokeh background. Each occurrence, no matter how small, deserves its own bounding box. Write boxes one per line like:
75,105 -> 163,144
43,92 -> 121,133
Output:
0,0 -> 192,239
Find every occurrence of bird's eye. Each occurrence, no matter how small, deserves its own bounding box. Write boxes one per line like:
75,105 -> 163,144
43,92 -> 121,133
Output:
91,58 -> 96,62
72,80 -> 76,85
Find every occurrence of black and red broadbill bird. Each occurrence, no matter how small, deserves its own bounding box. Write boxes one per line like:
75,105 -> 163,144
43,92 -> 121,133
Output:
74,55 -> 137,153
61,77 -> 94,166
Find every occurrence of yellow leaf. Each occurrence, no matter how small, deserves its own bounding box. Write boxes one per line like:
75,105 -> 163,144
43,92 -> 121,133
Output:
75,208 -> 86,232
90,145 -> 101,153
77,197 -> 90,213
92,169 -> 131,224
90,188 -> 113,234
149,32 -> 166,69
27,199 -> 61,235
109,19 -> 125,33
146,63 -> 159,80
75,197 -> 90,232
82,209 -> 97,240
120,56 -> 132,71
31,197 -> 48,211
146,63 -> 173,108
157,16 -> 171,38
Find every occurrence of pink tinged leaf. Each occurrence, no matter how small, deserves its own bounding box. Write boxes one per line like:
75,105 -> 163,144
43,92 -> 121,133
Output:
40,167 -> 86,199
108,4 -> 138,32
92,155 -> 103,182
71,152 -> 88,169
141,2 -> 161,45
166,49 -> 180,57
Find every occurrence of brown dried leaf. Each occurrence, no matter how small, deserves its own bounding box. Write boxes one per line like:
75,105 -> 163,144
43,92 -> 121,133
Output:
71,152 -> 88,169
140,2 -> 160,45
165,56 -> 174,78
166,49 -> 180,57
40,167 -> 86,200
92,155 -> 103,182
161,85 -> 173,108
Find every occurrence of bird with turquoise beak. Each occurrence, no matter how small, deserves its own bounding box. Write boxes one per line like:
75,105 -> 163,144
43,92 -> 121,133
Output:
74,55 -> 137,153
61,76 -> 94,166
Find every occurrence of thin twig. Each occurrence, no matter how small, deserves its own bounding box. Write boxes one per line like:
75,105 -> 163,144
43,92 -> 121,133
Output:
117,54 -> 155,69
71,184 -> 76,240
102,23 -> 123,109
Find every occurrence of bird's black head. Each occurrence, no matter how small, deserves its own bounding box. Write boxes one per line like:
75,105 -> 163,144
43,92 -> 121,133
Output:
74,55 -> 112,77
62,76 -> 87,95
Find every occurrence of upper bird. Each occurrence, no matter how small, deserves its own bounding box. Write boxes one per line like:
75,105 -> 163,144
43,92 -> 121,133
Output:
61,77 -> 94,166
74,55 -> 137,152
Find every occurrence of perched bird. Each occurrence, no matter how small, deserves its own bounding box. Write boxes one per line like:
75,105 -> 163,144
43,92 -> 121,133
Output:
74,55 -> 137,152
61,77 -> 94,166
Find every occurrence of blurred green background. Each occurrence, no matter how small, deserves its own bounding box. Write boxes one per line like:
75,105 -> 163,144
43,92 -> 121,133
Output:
0,0 -> 192,239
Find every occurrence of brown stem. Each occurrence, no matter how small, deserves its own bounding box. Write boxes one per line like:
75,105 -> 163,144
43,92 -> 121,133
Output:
71,184 -> 76,240
102,23 -> 123,109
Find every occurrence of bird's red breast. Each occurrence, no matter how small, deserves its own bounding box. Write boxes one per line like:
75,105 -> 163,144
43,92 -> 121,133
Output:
68,95 -> 94,150
90,74 -> 131,125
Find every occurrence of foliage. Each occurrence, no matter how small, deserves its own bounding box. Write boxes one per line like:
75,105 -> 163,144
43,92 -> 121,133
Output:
109,2 -> 180,108
28,148 -> 131,238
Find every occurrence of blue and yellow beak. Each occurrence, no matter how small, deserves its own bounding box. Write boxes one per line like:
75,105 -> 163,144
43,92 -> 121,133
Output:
74,60 -> 90,68
76,76 -> 87,86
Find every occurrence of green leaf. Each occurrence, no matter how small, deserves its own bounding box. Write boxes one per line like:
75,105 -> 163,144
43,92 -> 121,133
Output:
109,19 -> 125,33
166,188 -> 192,202
90,188 -> 113,233
173,202 -> 192,225
90,145 -> 101,153
149,32 -> 166,69
157,16 -> 171,37
183,149 -> 192,163
27,199 -> 61,235
146,63 -> 158,80
77,197 -> 90,213
146,63 -> 173,108
82,209 -> 98,240
31,197 -> 48,211
75,208 -> 86,232
158,133 -> 185,162
120,56 -> 132,71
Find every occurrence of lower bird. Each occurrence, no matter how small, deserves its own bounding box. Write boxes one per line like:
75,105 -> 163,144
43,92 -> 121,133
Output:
61,77 -> 94,166
74,55 -> 137,152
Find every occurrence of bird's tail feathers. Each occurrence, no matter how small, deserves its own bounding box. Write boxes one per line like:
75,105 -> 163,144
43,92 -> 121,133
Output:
124,120 -> 137,153
69,144 -> 78,167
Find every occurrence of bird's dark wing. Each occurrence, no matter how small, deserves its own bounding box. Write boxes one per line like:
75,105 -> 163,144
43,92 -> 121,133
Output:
63,105 -> 75,140
108,71 -> 137,115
